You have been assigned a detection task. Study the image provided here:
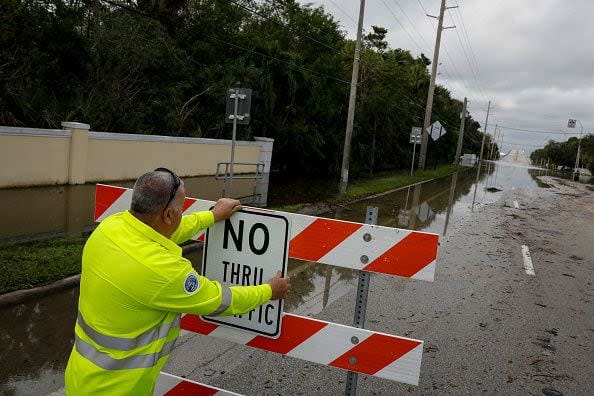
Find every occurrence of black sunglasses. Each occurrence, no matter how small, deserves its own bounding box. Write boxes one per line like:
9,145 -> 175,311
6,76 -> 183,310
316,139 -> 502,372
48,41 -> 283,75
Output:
154,167 -> 181,211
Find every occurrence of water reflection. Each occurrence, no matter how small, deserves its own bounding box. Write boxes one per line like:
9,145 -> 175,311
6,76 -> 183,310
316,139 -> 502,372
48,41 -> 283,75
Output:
0,176 -> 256,245
0,288 -> 78,395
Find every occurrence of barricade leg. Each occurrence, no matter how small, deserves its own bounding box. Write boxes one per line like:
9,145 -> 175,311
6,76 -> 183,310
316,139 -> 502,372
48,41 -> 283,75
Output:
345,206 -> 377,396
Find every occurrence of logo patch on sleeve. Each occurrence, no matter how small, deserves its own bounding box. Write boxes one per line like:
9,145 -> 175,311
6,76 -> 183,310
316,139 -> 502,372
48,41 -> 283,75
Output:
183,273 -> 199,294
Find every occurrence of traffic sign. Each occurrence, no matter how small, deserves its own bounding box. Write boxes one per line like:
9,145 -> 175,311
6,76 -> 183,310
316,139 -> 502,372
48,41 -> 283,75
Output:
201,209 -> 289,338
225,88 -> 252,125
409,127 -> 422,144
427,121 -> 446,141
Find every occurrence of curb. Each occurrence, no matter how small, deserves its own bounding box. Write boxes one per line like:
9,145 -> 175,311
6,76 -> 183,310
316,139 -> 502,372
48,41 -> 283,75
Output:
0,274 -> 81,309
0,243 -> 204,309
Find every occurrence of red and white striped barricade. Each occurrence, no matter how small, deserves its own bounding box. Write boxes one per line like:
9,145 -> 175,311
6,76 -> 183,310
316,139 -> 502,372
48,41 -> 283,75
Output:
94,184 -> 439,281
94,184 -> 436,386
180,313 -> 423,385
155,372 -> 242,395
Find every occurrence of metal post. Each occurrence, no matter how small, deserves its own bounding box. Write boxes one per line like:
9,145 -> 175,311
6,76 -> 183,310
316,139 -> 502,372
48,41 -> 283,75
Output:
345,206 -> 378,396
226,89 -> 240,198
454,97 -> 467,164
410,141 -> 417,176
339,0 -> 366,195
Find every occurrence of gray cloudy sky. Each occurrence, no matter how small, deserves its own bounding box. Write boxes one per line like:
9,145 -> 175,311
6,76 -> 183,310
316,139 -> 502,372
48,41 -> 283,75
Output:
302,0 -> 592,154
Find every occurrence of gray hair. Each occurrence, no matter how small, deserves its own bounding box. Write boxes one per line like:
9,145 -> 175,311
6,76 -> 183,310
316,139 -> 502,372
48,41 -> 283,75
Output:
130,171 -> 175,215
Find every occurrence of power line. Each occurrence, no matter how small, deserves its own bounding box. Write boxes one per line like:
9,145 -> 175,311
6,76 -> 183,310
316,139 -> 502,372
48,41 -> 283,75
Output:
452,4 -> 485,94
415,0 -> 473,94
100,0 -> 352,86
379,0 -> 426,55
386,0 -> 458,91
497,125 -> 581,135
448,2 -> 487,101
326,0 -> 359,27
100,0 -> 472,136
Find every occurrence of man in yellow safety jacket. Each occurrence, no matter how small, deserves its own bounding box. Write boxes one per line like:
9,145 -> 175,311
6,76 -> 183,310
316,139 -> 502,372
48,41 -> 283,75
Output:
65,168 -> 290,395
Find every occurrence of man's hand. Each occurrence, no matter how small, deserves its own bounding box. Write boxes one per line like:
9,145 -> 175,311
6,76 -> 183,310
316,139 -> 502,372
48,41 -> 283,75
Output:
267,271 -> 291,300
211,198 -> 242,222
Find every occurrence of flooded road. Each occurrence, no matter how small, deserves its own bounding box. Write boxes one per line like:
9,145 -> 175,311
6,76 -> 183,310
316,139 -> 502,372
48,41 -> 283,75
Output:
1,162 -> 575,395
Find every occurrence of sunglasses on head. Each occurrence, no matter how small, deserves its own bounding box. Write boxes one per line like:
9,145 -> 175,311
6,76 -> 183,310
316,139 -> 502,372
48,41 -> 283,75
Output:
154,167 -> 181,211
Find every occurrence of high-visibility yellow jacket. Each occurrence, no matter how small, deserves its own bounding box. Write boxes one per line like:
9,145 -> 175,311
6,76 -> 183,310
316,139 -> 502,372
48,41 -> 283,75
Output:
65,210 -> 271,395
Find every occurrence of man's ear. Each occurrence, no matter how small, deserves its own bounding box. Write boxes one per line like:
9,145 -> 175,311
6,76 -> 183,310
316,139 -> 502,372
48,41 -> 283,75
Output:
162,207 -> 175,225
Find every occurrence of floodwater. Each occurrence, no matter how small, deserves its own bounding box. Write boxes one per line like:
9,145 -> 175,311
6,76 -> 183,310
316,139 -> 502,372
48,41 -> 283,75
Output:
0,162 -> 553,395
0,176 -> 256,245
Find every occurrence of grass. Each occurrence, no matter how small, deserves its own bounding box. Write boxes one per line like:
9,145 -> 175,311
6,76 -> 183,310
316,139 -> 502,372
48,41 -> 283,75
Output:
1,164 -> 462,294
345,164 -> 462,201
0,238 -> 85,294
270,164 -> 463,212
270,203 -> 306,213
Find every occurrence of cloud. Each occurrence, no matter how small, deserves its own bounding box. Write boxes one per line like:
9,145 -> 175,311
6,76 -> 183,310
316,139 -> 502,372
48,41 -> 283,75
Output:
303,0 -> 593,154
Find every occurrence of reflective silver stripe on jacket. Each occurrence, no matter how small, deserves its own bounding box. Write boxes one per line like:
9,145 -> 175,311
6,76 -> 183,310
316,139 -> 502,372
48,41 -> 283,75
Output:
209,285 -> 232,316
77,312 -> 180,351
75,334 -> 176,370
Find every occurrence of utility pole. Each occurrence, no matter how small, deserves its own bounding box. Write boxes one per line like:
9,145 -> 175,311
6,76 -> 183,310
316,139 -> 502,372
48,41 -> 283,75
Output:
478,100 -> 491,163
574,120 -> 583,180
498,131 -> 504,160
339,0 -> 366,195
418,0 -> 457,169
489,125 -> 498,160
454,97 -> 467,164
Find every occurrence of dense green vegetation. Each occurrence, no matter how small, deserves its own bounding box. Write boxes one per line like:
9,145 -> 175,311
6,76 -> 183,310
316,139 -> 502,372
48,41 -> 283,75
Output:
0,238 -> 85,293
530,135 -> 594,172
1,0 -> 495,178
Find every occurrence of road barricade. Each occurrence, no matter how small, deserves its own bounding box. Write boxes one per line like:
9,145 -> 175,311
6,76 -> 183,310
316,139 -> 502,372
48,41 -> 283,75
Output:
155,372 -> 242,395
94,184 -> 439,392
95,184 -> 438,281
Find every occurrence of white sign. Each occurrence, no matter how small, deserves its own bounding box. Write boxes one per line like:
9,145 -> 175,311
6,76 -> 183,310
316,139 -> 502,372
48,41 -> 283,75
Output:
410,127 -> 422,144
202,209 -> 289,338
567,119 -> 576,128
426,121 -> 447,141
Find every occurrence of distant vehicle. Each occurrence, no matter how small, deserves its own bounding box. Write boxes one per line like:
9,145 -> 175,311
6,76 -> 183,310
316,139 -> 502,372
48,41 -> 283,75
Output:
574,167 -> 592,176
460,153 -> 477,167
573,167 -> 592,182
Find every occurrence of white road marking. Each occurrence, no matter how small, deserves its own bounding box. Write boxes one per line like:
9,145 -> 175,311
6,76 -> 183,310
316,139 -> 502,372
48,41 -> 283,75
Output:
513,200 -> 519,209
521,245 -> 535,276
